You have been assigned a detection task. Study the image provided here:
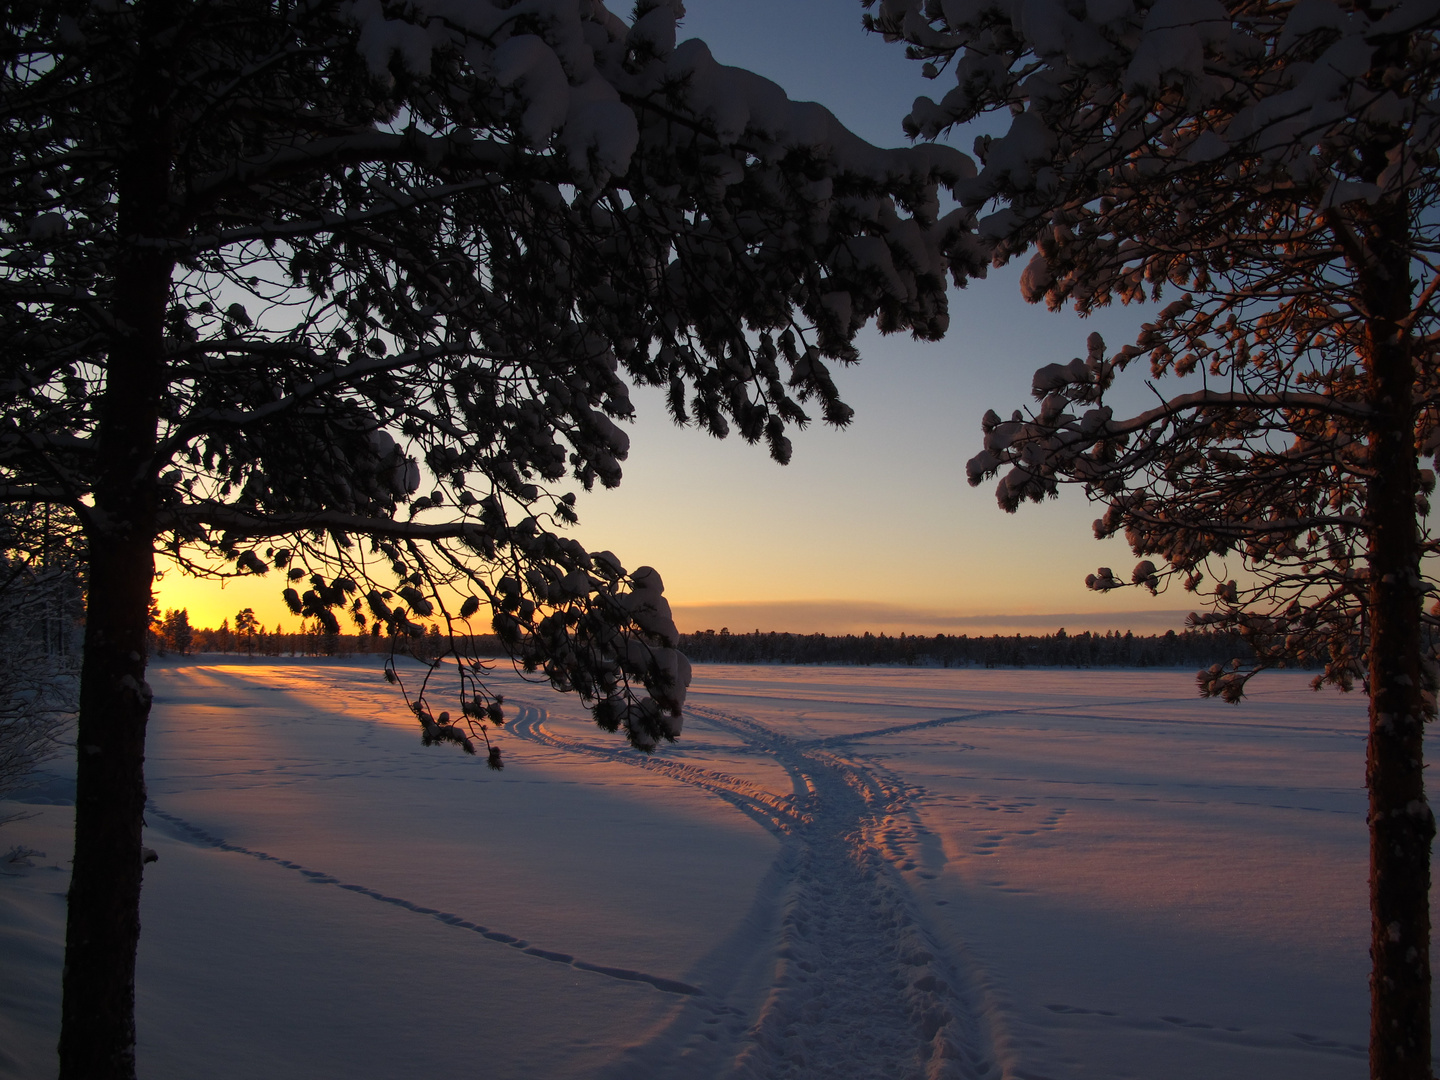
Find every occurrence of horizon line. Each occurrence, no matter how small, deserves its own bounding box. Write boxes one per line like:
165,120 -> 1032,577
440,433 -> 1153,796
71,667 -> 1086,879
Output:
667,600 -> 1194,636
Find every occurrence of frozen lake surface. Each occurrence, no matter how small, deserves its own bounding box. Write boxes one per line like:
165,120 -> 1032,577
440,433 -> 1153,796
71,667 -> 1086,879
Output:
0,660 -> 1409,1078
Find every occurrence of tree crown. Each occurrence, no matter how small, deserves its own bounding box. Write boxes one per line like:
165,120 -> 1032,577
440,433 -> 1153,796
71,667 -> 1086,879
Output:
872,0 -> 1440,697
2,0 -> 973,746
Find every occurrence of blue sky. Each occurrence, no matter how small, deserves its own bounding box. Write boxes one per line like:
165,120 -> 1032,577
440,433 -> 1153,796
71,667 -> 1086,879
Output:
566,0 -> 1191,634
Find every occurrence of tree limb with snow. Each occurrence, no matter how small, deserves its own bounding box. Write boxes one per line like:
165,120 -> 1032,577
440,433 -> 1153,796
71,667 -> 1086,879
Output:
871,0 -> 1440,1076
1,0 -> 974,1074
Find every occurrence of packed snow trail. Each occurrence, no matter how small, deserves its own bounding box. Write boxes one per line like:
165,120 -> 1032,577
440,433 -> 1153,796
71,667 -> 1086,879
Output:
507,703 -> 1004,1080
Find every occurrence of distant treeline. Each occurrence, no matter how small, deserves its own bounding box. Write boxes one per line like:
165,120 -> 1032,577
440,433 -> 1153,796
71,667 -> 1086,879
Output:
674,627 -> 1266,669
157,615 -> 474,662
158,611 -> 1269,670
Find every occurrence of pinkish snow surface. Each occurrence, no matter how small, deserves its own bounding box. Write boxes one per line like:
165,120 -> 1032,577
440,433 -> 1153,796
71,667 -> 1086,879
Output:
0,660 -> 1415,1078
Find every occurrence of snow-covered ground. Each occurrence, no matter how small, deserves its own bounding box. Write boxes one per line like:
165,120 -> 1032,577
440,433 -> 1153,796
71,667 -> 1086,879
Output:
0,659 -> 1404,1078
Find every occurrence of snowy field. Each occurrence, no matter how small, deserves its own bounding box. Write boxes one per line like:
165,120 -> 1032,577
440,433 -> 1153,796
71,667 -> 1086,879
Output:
0,659 -> 1415,1079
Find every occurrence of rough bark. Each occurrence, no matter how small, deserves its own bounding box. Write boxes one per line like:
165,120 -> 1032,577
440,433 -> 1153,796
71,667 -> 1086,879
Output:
57,8 -> 172,1074
1361,191 -> 1433,1080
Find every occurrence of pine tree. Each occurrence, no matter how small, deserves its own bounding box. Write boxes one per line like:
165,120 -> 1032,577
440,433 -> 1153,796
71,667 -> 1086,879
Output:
0,547 -> 79,804
870,1 -> 1440,1074
159,608 -> 193,655
233,608 -> 258,656
2,0 -> 971,1074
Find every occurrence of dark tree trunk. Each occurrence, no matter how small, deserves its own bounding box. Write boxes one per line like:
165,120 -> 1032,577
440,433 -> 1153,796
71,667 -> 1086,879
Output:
58,6 -> 173,1074
1362,189 -> 1433,1080
60,500 -> 159,1080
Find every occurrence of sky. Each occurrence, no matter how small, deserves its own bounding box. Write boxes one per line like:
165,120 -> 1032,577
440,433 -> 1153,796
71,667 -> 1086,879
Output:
154,0 -> 1197,637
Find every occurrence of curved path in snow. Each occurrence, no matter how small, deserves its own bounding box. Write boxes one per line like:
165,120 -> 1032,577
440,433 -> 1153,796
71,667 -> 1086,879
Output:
506,702 -> 1005,1080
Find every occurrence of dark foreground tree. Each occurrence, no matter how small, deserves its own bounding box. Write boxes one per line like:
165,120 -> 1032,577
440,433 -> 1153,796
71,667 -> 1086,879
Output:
1,1 -> 973,1074
873,0 -> 1440,1075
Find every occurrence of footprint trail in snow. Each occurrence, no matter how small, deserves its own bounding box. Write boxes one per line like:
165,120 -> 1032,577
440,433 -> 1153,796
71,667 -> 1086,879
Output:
143,801 -> 704,997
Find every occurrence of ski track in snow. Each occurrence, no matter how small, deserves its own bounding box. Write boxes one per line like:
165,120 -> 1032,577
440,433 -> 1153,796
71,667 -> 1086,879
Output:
1031,1002 -> 1365,1058
508,702 -> 1005,1080
507,699 -> 1370,1078
142,802 -> 704,998
143,677 -> 1369,1079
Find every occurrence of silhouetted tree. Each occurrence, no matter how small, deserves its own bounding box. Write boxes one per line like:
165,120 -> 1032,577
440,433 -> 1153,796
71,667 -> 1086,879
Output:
873,1 -> 1440,1074
158,609 -> 193,655
233,608 -> 258,656
2,0 -> 971,1074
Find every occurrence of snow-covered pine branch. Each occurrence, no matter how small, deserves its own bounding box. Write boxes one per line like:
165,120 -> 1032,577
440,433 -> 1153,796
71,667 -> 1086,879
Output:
873,2 -> 1440,1075
2,2 -> 978,1073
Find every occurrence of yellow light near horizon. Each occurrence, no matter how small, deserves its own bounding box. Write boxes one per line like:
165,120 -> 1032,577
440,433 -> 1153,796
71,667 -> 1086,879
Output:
152,557 -> 292,630
151,559 -> 1191,640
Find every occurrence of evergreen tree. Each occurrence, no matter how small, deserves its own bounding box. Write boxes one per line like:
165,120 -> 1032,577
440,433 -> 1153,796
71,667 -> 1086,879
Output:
2,0 -> 971,1074
0,552 -> 79,804
234,607 -> 259,656
872,1 -> 1440,1074
158,608 -> 193,655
